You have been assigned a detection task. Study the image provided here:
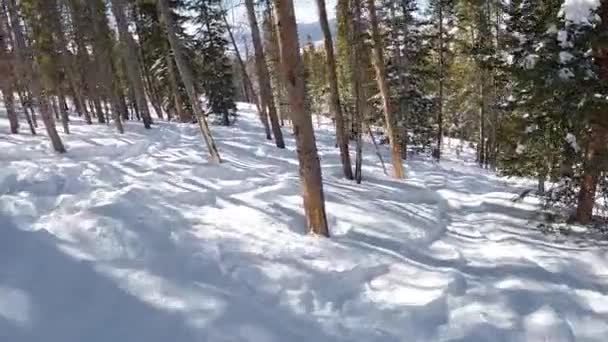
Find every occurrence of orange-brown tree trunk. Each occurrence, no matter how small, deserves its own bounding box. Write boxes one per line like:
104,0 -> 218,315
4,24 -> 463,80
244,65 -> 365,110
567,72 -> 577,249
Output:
245,0 -> 285,148
273,0 -> 330,236
366,0 -> 405,179
576,0 -> 608,224
314,0 -> 353,180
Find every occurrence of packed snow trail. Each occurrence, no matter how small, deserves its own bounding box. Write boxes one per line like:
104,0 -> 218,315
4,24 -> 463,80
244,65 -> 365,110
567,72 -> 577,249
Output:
1,104 -> 607,341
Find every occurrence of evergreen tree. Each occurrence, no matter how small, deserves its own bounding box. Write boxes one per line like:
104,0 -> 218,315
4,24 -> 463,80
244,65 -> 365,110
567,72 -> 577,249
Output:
190,0 -> 237,126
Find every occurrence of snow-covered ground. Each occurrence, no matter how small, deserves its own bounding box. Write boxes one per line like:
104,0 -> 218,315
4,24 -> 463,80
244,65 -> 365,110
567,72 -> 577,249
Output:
1,104 -> 607,341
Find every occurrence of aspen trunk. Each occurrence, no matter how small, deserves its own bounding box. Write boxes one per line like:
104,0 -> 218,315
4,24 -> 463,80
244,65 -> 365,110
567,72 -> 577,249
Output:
245,0 -> 285,148
366,0 -> 404,179
157,0 -> 221,162
314,0 -> 353,180
273,0 -> 329,236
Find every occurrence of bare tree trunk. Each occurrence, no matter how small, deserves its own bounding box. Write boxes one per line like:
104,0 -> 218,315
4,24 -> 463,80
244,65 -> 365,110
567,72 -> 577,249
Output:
220,4 -> 271,139
165,53 -> 189,122
1,88 -> 19,133
7,0 -> 65,152
366,0 -> 404,179
66,0 -> 93,124
58,92 -> 70,134
157,0 -> 221,162
314,0 -> 353,180
273,0 -> 329,236
17,90 -> 36,134
576,1 -> 608,224
350,0 -> 364,183
245,0 -> 285,148
110,0 -> 152,128
436,1 -> 444,161
478,73 -> 486,167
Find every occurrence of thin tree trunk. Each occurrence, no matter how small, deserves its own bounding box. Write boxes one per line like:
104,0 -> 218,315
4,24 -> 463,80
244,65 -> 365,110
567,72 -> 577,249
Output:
66,0 -> 93,124
245,0 -> 285,148
369,126 -> 388,175
366,0 -> 404,179
58,93 -> 70,134
437,1 -> 444,160
166,52 -> 190,122
273,0 -> 329,236
157,0 -> 221,162
314,0 -> 353,180
110,0 -> 152,128
220,4 -> 271,139
350,0 -> 364,183
17,90 -> 36,134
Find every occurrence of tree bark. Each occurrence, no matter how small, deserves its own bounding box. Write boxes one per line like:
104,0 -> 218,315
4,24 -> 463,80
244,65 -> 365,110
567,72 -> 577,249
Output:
165,53 -> 189,122
245,0 -> 285,148
366,0 -> 404,179
436,1 -> 444,160
220,4 -> 271,138
66,0 -> 93,124
314,0 -> 353,180
157,0 -> 221,162
110,0 -> 152,128
7,0 -> 65,152
350,0 -> 364,183
1,88 -> 19,133
273,0 -> 330,236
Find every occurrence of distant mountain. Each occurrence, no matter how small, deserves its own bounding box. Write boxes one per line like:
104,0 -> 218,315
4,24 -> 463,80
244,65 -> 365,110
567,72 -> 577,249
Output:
297,19 -> 337,45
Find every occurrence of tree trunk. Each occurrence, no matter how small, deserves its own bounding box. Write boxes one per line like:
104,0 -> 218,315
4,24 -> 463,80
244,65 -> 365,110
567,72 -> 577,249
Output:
1,88 -> 19,133
166,52 -> 190,122
157,0 -> 221,162
245,0 -> 285,148
437,1 -> 444,161
351,0 -> 364,183
110,0 -> 152,128
66,0 -> 93,124
221,4 -> 271,139
314,0 -> 353,180
58,93 -> 70,134
273,0 -> 329,236
366,0 -> 404,179
7,0 -> 65,152
478,72 -> 486,167
17,90 -> 36,134
576,0 -> 608,224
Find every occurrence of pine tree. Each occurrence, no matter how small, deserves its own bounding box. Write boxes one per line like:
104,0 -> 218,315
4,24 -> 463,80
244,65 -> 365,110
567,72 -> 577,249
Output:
190,0 -> 237,126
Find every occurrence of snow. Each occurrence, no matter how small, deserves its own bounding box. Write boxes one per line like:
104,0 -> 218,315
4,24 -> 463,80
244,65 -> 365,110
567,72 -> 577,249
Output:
566,132 -> 580,152
1,105 -> 608,341
560,0 -> 601,25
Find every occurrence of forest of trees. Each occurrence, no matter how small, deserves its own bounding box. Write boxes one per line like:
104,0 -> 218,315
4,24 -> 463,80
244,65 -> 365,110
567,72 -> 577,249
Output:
0,0 -> 607,235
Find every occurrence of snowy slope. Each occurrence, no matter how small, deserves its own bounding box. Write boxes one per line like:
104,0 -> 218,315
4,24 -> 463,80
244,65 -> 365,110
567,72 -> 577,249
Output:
1,105 -> 607,342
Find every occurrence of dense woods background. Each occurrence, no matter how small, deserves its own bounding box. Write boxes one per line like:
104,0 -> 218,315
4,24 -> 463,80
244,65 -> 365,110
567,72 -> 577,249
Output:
1,0 -> 607,233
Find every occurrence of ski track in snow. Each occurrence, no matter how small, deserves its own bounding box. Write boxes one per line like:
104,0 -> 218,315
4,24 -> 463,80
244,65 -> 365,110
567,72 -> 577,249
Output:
1,104 -> 607,341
